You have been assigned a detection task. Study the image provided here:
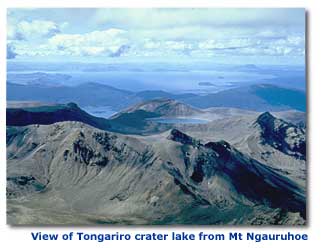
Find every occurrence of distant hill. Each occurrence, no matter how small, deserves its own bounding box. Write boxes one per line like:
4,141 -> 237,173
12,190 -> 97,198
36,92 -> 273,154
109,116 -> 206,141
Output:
7,82 -> 306,112
183,84 -> 306,112
252,84 -> 306,111
7,82 -> 140,110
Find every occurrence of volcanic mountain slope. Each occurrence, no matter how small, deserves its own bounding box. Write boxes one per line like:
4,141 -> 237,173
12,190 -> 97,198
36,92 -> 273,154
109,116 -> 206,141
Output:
7,102 -> 307,183
7,99 -> 202,135
179,112 -> 306,185
254,112 -> 306,160
107,98 -> 203,135
7,122 -> 305,225
109,98 -> 306,136
6,102 -> 111,130
111,98 -> 203,118
242,112 -> 306,185
6,100 -> 170,135
273,110 -> 306,128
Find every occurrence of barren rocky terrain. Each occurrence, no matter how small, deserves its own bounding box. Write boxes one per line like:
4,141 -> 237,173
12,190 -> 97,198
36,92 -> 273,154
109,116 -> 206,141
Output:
6,99 -> 306,225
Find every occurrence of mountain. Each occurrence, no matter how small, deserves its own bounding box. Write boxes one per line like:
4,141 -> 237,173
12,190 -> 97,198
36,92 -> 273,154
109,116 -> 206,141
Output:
108,109 -> 170,135
7,82 -> 140,110
112,98 -> 203,118
252,84 -> 306,111
177,111 -> 306,185
243,112 -> 306,185
106,99 -> 204,134
167,129 -> 304,217
6,99 -> 182,135
183,84 -> 306,112
6,102 -> 111,130
7,123 -> 305,224
7,99 -> 306,141
273,110 -> 306,128
254,112 -> 306,160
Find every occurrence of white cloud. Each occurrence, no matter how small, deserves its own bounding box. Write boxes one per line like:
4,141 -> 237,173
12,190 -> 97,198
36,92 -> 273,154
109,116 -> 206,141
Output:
198,38 -> 255,50
143,40 -> 161,49
197,35 -> 304,57
10,30 -> 305,59
164,41 -> 193,50
48,28 -> 130,57
93,9 -> 304,29
8,19 -> 63,41
7,23 -> 22,40
7,9 -> 305,61
19,20 -> 60,38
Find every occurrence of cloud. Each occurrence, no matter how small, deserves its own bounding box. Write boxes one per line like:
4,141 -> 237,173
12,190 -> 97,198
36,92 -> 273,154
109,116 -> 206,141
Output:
6,9 -> 305,62
7,24 -> 24,40
93,9 -> 304,29
48,28 -> 130,57
198,38 -> 255,50
7,44 -> 17,59
10,31 -> 305,59
110,44 -> 130,57
139,40 -> 194,57
197,35 -> 304,57
8,20 -> 62,41
19,20 -> 60,39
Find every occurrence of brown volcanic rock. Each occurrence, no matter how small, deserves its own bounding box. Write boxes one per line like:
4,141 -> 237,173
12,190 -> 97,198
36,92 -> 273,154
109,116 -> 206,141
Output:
7,123 -> 305,224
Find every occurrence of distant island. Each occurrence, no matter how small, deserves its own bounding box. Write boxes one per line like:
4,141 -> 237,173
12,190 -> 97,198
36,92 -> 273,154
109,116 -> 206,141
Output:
198,82 -> 216,86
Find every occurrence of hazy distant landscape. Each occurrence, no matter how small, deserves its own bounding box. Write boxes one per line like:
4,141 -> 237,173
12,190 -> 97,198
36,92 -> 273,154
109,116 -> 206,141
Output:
7,61 -> 305,92
6,8 -> 306,225
7,61 -> 306,114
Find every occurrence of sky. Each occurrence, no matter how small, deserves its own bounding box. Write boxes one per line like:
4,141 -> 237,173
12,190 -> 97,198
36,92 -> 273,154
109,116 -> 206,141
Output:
7,8 -> 305,65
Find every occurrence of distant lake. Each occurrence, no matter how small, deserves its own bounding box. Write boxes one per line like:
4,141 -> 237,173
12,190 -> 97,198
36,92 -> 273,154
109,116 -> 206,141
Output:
82,106 -> 116,118
148,117 -> 209,124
